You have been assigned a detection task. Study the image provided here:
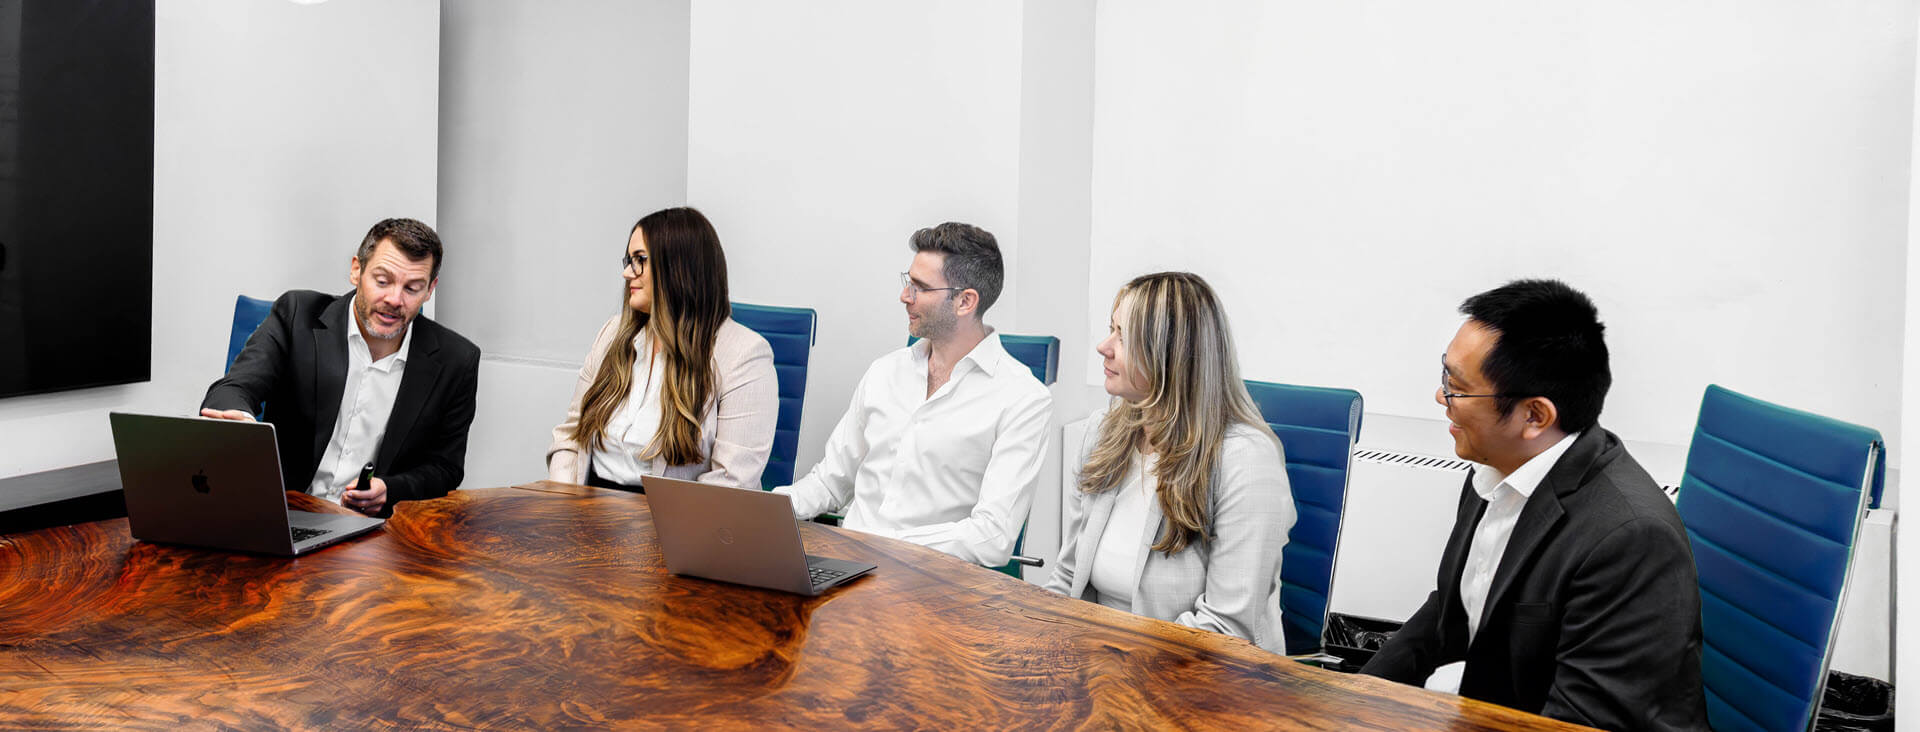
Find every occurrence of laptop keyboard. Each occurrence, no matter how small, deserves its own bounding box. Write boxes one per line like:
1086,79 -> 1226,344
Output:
290,526 -> 333,542
809,566 -> 848,587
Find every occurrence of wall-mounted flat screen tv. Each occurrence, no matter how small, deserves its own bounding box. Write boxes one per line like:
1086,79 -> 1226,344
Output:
0,0 -> 155,398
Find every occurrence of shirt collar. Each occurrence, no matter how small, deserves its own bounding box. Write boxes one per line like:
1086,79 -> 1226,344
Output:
1470,431 -> 1581,501
912,328 -> 1009,378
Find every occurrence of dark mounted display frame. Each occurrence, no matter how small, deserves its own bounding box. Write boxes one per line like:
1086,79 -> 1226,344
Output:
0,0 -> 155,399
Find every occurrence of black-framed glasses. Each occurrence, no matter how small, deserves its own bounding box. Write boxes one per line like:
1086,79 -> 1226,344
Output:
900,272 -> 962,298
622,253 -> 648,273
1440,359 -> 1516,408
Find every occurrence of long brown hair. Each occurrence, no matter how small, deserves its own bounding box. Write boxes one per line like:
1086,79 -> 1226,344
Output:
1080,272 -> 1269,554
570,207 -> 731,466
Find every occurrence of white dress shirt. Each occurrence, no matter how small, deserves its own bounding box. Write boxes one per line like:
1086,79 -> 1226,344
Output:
587,334 -> 702,485
1426,431 -> 1581,694
308,314 -> 413,502
1090,454 -> 1155,610
777,332 -> 1053,566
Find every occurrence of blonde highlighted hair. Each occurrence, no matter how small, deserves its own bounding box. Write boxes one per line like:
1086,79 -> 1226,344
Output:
1081,272 -> 1269,554
570,207 -> 731,467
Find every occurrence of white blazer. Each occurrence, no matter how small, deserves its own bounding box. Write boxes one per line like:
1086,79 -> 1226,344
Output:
1044,409 -> 1295,653
546,315 -> 778,490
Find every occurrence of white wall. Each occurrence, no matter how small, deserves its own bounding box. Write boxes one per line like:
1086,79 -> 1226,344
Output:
1899,5 -> 1920,713
1087,1 -> 1916,482
435,0 -> 692,490
1085,0 -> 1914,684
0,0 -> 439,479
1009,0 -> 1098,576
687,0 -> 1027,476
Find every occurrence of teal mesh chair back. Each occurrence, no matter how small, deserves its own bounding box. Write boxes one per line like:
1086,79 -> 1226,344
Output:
1243,380 -> 1363,655
905,333 -> 1059,577
731,302 -> 818,490
993,334 -> 1056,578
1676,385 -> 1883,732
997,334 -> 1060,388
226,295 -> 274,374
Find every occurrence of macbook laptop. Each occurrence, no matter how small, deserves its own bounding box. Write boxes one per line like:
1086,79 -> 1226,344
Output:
108,412 -> 384,556
642,475 -> 875,596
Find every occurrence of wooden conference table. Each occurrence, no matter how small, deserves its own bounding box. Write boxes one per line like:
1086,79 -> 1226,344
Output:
0,482 -> 1583,730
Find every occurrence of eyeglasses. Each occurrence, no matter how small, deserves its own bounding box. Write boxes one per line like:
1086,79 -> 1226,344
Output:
900,272 -> 962,299
621,253 -> 648,273
1440,359 -> 1516,408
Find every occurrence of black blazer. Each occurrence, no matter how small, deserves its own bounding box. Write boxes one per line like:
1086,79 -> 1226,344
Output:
1361,428 -> 1708,731
202,290 -> 482,518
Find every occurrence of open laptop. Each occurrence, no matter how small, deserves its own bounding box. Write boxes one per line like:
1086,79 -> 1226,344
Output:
642,475 -> 875,596
108,412 -> 385,556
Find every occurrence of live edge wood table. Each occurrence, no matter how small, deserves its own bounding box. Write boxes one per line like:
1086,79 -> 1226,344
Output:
0,482 -> 1584,731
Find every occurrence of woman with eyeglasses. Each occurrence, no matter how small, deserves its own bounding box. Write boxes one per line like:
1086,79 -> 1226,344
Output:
547,207 -> 779,492
1044,271 -> 1295,652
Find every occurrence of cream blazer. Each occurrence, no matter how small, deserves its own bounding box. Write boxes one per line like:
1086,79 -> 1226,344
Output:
546,315 -> 779,489
1044,409 -> 1295,653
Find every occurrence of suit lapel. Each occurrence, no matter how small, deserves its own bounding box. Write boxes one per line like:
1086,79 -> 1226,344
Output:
1437,475 -> 1489,647
1130,478 -> 1167,611
377,320 -> 441,472
1472,431 -> 1611,643
311,295 -> 352,465
1439,475 -> 1487,601
1473,480 -> 1565,643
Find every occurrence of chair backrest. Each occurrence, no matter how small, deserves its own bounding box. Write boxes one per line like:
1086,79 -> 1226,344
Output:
1675,384 -> 1882,732
731,302 -> 819,490
997,334 -> 1059,386
1243,379 -> 1363,655
226,295 -> 274,374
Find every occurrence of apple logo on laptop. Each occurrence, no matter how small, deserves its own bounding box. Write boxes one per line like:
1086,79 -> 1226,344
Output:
192,469 -> 211,494
716,527 -> 735,545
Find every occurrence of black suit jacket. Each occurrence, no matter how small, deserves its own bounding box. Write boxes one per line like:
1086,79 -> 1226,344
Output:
202,290 -> 481,518
1361,428 -> 1708,731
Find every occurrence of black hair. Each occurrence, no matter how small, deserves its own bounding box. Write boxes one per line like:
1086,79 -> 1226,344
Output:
357,218 -> 444,281
908,222 -> 1004,317
1459,279 -> 1611,433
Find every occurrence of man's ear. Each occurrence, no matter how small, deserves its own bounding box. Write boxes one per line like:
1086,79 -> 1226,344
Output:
1519,396 -> 1560,440
955,288 -> 981,318
348,255 -> 363,286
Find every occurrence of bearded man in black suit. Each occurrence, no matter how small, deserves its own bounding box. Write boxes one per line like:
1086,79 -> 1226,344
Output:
201,218 -> 480,519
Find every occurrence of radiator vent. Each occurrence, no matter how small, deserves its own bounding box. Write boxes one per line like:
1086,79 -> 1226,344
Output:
1352,449 -> 1682,499
1353,449 -> 1473,473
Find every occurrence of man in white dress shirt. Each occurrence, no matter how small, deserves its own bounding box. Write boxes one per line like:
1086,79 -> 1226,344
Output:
777,222 -> 1052,567
200,218 -> 482,518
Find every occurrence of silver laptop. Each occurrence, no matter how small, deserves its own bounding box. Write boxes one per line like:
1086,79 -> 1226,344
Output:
643,475 -> 875,596
108,412 -> 384,556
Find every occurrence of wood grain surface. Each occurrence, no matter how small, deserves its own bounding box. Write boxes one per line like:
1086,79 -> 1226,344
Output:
0,482 -> 1590,730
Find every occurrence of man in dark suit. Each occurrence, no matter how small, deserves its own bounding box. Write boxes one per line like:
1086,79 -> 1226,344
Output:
1362,279 -> 1707,731
200,218 -> 480,519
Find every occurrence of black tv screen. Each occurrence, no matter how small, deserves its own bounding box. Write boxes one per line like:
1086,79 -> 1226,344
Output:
0,0 -> 154,398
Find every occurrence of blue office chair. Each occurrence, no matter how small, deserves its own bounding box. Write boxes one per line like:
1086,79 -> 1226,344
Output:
729,302 -> 819,491
991,334 -> 1058,578
1243,380 -> 1363,656
890,333 -> 1059,578
226,295 -> 274,374
1675,385 -> 1884,732
996,334 -> 1061,388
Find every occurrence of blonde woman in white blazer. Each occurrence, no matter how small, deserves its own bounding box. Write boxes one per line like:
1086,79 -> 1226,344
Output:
546,207 -> 778,491
1044,272 -> 1294,652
